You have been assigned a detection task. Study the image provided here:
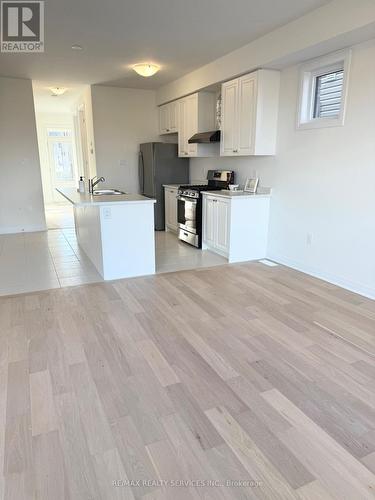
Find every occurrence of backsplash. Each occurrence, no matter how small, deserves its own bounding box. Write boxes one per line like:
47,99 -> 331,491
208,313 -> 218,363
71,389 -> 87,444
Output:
190,156 -> 276,190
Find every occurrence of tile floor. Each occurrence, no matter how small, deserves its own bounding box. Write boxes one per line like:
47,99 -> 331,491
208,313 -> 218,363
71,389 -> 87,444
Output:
45,202 -> 75,230
0,205 -> 227,296
155,230 -> 227,274
0,228 -> 103,296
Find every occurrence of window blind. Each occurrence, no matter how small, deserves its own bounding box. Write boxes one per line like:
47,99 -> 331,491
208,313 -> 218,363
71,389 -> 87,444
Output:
313,70 -> 344,118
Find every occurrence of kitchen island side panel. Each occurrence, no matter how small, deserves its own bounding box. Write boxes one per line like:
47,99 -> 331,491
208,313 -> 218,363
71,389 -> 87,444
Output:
74,205 -> 104,276
229,197 -> 270,263
100,203 -> 156,280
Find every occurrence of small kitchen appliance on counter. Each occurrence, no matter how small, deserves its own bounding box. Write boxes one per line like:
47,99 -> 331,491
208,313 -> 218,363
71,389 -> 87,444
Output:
177,170 -> 234,248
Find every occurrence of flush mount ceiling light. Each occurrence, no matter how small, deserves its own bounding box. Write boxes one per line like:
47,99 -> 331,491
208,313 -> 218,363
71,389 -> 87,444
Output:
132,63 -> 160,77
49,87 -> 68,96
71,44 -> 83,50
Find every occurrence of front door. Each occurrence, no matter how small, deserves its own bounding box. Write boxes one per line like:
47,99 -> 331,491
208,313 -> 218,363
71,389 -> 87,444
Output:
47,128 -> 77,202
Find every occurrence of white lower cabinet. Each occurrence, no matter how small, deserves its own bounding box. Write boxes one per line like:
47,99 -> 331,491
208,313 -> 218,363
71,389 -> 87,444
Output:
203,196 -> 230,255
164,186 -> 178,232
203,196 -> 216,247
202,193 -> 270,262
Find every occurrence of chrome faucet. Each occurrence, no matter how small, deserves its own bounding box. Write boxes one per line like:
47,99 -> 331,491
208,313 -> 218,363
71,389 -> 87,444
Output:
88,176 -> 105,194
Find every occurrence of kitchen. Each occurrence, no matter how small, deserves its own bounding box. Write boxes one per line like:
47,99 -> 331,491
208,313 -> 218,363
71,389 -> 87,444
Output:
55,69 -> 277,282
158,68 -> 278,266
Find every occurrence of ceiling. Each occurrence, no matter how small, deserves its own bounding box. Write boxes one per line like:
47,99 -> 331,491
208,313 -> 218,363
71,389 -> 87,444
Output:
0,0 -> 330,90
32,81 -> 87,113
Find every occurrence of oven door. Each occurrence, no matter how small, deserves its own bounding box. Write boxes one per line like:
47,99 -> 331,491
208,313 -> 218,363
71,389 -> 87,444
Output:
177,196 -> 197,233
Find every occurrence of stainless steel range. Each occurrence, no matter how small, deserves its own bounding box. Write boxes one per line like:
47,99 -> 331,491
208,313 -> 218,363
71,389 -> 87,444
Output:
177,170 -> 234,248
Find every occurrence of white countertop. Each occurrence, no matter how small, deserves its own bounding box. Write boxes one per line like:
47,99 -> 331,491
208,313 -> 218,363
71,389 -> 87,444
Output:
202,189 -> 271,199
57,188 -> 156,206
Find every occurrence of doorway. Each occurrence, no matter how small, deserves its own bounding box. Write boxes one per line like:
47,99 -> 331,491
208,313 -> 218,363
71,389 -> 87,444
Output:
47,127 -> 77,199
35,115 -> 80,229
42,125 -> 78,229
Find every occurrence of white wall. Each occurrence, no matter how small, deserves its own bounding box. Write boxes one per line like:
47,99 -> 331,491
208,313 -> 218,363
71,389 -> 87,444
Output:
35,112 -> 79,204
90,85 -> 159,193
157,0 -> 375,104
0,77 -> 46,234
191,39 -> 375,299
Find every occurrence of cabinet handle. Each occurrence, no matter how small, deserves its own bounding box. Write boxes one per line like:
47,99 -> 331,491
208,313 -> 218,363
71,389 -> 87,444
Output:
233,149 -> 238,153
166,129 -> 170,132
213,199 -> 217,203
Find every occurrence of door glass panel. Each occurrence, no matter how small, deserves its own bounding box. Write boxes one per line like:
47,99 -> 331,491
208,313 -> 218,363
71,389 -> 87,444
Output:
52,141 -> 74,181
47,129 -> 71,137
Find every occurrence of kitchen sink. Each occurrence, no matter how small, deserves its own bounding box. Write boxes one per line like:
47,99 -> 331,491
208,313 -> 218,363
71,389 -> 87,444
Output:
93,189 -> 126,196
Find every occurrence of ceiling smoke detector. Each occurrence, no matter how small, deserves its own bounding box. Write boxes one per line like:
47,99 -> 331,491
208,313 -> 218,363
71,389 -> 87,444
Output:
132,63 -> 160,77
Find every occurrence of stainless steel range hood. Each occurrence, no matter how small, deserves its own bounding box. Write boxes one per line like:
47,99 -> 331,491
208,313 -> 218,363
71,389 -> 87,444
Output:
188,130 -> 221,144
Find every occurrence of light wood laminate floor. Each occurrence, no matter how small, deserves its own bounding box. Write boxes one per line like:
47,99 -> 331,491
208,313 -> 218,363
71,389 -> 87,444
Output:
1,262 -> 375,499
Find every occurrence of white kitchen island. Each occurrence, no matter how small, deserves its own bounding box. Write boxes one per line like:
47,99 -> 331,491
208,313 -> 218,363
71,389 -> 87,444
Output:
57,188 -> 156,280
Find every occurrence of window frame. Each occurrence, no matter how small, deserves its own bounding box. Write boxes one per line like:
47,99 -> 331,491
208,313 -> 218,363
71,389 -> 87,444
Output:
46,127 -> 72,138
297,49 -> 351,130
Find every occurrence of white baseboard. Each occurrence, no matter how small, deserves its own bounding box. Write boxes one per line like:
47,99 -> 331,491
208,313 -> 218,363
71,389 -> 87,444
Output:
267,253 -> 375,301
0,224 -> 47,235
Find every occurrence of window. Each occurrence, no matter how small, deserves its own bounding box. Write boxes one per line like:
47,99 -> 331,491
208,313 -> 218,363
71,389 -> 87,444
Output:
47,128 -> 71,137
313,70 -> 344,119
297,49 -> 351,129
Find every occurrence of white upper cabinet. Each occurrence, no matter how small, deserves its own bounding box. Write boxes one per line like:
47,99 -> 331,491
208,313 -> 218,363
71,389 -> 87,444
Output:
159,101 -> 178,134
169,101 -> 178,132
237,73 -> 256,155
159,104 -> 169,134
220,79 -> 238,155
186,94 -> 198,156
178,98 -> 188,156
220,69 -> 280,156
178,92 -> 217,157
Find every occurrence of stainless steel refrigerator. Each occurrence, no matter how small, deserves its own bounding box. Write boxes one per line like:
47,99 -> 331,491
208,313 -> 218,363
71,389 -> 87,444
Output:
139,143 -> 189,230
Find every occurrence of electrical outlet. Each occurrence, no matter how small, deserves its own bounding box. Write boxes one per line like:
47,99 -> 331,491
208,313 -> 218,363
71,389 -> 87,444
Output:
306,233 -> 313,246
